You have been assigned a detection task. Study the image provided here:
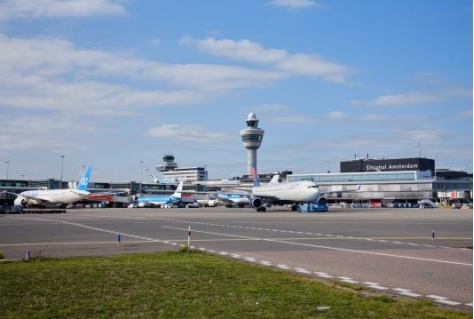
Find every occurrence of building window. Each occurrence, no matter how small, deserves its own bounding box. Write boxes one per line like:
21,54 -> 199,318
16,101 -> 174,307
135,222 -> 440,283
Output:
242,134 -> 262,142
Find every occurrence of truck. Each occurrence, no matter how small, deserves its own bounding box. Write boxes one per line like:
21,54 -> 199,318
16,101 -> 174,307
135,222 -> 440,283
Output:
297,203 -> 328,213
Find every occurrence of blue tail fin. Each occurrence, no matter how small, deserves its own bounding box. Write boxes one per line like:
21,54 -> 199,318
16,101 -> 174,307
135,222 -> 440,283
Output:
171,181 -> 184,199
251,167 -> 261,187
76,166 -> 92,191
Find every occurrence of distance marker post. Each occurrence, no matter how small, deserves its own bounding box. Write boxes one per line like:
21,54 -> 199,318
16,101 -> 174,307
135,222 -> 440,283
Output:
187,225 -> 191,252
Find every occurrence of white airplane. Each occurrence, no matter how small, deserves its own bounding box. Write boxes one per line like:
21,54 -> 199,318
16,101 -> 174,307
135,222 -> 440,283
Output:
134,182 -> 184,207
234,168 -> 360,212
3,166 -> 93,208
216,175 -> 280,208
216,193 -> 251,207
196,193 -> 219,207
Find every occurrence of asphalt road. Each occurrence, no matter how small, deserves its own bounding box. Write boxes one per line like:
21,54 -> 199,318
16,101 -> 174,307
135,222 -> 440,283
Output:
0,207 -> 472,309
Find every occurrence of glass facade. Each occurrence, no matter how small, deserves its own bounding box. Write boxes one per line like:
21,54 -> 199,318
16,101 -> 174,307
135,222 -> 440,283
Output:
241,134 -> 263,142
288,171 -> 419,183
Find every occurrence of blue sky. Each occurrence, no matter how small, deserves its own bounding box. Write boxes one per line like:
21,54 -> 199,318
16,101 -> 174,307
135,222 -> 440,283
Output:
0,0 -> 472,182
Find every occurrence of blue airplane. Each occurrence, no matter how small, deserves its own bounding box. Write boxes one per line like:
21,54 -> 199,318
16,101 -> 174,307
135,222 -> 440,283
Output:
134,182 -> 184,208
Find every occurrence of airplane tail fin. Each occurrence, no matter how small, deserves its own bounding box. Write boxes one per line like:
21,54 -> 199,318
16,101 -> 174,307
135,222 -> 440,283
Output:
251,167 -> 261,187
268,175 -> 280,185
76,166 -> 92,191
172,181 -> 184,198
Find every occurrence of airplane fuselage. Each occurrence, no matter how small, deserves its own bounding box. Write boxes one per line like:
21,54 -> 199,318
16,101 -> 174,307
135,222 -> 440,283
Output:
15,189 -> 91,206
252,181 -> 320,202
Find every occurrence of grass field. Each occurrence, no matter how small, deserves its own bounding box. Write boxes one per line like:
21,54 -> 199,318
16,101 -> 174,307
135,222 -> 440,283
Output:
0,251 -> 471,319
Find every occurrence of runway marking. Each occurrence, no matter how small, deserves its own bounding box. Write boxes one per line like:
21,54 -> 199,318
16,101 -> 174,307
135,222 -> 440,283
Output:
276,264 -> 291,270
364,282 -> 389,290
295,268 -> 311,274
338,276 -> 359,284
163,226 -> 473,267
0,240 -> 158,247
4,215 -> 470,308
260,260 -> 273,266
314,272 -> 333,279
158,218 -> 472,250
393,288 -> 423,298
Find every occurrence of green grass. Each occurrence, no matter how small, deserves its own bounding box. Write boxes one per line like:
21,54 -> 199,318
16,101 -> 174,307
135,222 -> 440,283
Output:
0,251 -> 471,319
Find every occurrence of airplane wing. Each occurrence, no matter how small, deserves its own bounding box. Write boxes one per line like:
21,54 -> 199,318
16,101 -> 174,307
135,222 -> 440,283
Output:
215,193 -> 252,202
0,190 -> 50,204
0,190 -> 19,196
317,185 -> 361,199
0,190 -> 38,200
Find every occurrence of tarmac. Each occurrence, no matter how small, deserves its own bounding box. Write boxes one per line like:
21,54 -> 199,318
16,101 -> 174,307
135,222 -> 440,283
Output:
0,206 -> 472,309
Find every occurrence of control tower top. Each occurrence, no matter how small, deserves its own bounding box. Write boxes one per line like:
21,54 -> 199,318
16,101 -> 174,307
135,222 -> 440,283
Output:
246,112 -> 259,128
240,113 -> 264,174
156,154 -> 178,172
240,113 -> 264,150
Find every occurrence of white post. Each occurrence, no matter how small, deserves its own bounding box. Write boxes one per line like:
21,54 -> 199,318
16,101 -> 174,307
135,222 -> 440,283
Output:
187,225 -> 191,251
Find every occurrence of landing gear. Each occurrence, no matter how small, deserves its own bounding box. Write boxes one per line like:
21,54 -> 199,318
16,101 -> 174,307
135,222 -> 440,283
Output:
256,207 -> 266,212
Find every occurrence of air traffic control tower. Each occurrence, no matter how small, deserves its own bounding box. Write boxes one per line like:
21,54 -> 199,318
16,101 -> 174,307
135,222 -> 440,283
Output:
240,112 -> 265,174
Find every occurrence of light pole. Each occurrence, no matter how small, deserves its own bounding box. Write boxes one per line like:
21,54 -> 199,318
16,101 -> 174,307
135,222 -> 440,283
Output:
5,160 -> 9,180
60,155 -> 65,188
140,160 -> 144,192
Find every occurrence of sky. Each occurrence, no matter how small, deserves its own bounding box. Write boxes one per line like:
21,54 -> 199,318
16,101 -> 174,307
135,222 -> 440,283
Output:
0,0 -> 472,183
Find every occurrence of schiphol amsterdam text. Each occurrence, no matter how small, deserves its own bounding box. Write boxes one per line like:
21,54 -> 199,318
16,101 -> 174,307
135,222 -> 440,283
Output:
365,164 -> 418,171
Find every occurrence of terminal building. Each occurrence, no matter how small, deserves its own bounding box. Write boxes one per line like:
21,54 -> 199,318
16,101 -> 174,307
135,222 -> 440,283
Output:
288,157 -> 472,207
157,154 -> 207,182
0,156 -> 472,208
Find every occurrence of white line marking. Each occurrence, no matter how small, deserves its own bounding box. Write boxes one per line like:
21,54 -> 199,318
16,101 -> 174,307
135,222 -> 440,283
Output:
162,226 -> 472,267
276,264 -> 291,270
260,261 -> 273,266
435,300 -> 462,306
314,272 -> 333,278
393,288 -> 423,297
338,276 -> 359,284
295,268 -> 311,274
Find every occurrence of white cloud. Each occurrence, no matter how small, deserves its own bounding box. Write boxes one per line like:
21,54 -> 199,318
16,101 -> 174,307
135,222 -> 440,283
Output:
269,0 -> 320,9
145,124 -> 232,143
0,34 -> 284,115
0,0 -> 127,20
327,111 -> 350,120
0,114 -> 91,151
395,126 -> 448,142
351,92 -> 438,107
351,89 -> 472,107
181,37 -> 350,83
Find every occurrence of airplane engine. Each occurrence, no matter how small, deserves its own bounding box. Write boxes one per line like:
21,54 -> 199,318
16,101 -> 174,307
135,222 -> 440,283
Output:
251,197 -> 263,209
14,196 -> 29,207
207,200 -> 218,207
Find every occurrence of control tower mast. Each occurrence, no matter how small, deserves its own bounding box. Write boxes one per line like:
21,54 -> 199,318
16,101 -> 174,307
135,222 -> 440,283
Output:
240,113 -> 265,175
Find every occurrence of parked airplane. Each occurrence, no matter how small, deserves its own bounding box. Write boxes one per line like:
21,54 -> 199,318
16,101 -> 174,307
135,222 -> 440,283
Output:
196,193 -> 219,207
235,168 -> 360,212
216,175 -> 279,207
217,193 -> 251,207
3,166 -> 93,208
134,182 -> 184,207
